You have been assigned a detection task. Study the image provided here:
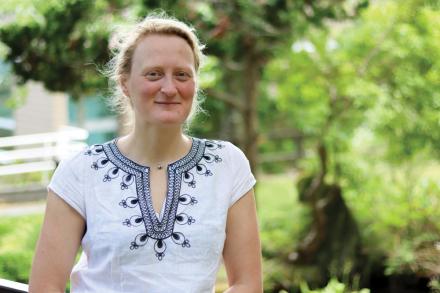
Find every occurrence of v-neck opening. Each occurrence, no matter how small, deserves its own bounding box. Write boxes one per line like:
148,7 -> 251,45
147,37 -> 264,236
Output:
155,197 -> 167,222
110,137 -> 196,223
102,137 -> 206,239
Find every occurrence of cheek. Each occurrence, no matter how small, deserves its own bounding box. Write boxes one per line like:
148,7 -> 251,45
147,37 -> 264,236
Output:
180,81 -> 196,100
139,83 -> 161,97
129,78 -> 159,97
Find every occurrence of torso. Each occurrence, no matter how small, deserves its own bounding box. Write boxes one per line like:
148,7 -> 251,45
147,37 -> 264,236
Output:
52,137 -> 255,293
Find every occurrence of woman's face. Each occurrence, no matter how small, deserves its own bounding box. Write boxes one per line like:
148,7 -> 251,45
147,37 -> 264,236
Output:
122,34 -> 196,127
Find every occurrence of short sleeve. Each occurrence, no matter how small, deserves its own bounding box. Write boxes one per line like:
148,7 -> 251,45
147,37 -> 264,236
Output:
47,152 -> 86,219
227,142 -> 257,207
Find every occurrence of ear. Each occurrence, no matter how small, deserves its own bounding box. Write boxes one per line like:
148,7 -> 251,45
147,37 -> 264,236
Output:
120,75 -> 130,98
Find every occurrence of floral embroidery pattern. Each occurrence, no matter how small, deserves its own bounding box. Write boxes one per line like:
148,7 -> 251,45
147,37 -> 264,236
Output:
86,138 -> 224,261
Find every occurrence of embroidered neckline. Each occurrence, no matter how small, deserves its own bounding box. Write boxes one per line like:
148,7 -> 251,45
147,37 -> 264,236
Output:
86,138 -> 225,260
102,138 -> 205,237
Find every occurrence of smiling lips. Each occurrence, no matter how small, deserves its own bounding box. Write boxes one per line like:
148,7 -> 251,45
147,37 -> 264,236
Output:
154,101 -> 181,105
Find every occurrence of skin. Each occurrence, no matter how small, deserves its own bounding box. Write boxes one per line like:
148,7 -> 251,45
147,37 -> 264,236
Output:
121,34 -> 196,128
28,34 -> 262,292
223,189 -> 263,293
29,191 -> 85,293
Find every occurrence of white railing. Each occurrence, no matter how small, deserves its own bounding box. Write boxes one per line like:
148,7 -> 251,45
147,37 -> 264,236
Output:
0,278 -> 28,293
0,126 -> 88,177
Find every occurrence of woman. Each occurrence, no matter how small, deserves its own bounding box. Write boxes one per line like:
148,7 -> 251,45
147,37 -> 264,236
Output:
29,14 -> 262,293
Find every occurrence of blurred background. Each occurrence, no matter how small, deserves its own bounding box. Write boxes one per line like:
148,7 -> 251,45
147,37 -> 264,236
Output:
0,0 -> 439,292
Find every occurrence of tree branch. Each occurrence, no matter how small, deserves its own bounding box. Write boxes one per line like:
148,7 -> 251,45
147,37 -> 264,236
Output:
203,88 -> 246,112
357,21 -> 396,76
261,128 -> 306,140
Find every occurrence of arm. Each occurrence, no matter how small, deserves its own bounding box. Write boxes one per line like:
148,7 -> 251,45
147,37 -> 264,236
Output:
28,190 -> 85,293
223,189 -> 263,293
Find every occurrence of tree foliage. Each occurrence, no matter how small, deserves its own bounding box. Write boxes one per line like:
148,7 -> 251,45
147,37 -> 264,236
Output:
262,0 -> 440,171
0,0 -> 126,98
258,0 -> 440,289
0,0 -> 369,170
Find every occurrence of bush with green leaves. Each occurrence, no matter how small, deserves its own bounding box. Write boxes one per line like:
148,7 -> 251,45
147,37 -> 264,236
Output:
0,214 -> 43,283
300,278 -> 370,293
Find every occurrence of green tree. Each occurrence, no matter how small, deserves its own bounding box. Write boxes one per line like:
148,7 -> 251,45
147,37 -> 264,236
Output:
0,0 -> 120,97
262,0 -> 439,172
260,0 -> 440,289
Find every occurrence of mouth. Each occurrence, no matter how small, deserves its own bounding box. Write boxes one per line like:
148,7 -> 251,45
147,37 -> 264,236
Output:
154,101 -> 181,105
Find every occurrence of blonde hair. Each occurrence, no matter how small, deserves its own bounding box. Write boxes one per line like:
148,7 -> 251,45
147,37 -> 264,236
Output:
105,13 -> 206,129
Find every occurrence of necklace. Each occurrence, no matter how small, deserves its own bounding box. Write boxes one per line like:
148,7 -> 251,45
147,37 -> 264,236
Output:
157,164 -> 164,170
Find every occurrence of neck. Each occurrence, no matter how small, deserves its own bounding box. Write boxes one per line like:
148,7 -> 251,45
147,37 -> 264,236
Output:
118,124 -> 192,167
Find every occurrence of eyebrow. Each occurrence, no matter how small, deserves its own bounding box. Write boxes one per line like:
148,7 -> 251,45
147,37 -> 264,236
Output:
140,65 -> 195,73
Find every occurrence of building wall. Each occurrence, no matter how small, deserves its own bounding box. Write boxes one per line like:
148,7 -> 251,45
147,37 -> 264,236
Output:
8,80 -> 117,144
68,95 -> 118,144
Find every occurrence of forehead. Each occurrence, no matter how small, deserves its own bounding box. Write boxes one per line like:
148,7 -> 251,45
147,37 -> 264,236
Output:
131,34 -> 195,69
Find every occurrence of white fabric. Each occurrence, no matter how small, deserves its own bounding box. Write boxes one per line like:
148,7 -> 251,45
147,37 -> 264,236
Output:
47,138 -> 255,293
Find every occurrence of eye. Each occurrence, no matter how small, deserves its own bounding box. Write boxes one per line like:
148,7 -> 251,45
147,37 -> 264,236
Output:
175,71 -> 192,81
145,71 -> 163,81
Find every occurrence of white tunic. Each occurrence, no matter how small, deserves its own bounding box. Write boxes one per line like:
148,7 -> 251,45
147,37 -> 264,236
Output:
48,138 -> 256,293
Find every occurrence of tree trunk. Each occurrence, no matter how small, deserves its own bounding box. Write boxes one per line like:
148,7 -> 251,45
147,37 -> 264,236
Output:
219,67 -> 244,143
242,50 -> 261,173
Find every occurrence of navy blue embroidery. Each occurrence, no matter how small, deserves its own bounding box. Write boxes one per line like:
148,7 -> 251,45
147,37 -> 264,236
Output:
205,140 -> 225,151
84,144 -> 104,156
178,194 -> 198,205
154,239 -> 166,260
172,232 -> 190,247
119,197 -> 138,208
176,213 -> 195,225
130,233 -> 148,250
183,171 -> 196,188
86,138 -> 224,261
103,167 -> 120,182
122,215 -> 143,227
91,157 -> 110,170
180,145 -> 223,188
121,173 -> 134,189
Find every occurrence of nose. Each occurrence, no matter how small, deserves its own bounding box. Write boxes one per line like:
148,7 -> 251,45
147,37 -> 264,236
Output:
160,76 -> 177,97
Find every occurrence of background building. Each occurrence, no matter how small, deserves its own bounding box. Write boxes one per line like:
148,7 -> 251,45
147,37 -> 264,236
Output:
0,61 -> 117,144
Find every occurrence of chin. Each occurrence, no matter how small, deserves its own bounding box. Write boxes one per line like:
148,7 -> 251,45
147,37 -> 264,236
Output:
157,121 -> 185,127
148,117 -> 188,127
137,111 -> 191,127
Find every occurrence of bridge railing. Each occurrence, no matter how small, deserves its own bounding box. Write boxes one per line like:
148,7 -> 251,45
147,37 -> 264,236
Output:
0,126 -> 88,202
0,278 -> 28,293
0,127 -> 89,290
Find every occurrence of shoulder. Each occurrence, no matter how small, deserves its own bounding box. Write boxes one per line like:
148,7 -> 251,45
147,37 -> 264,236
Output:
200,138 -> 241,153
198,139 -> 256,205
199,138 -> 250,166
57,146 -> 88,168
199,138 -> 234,152
56,142 -> 109,174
